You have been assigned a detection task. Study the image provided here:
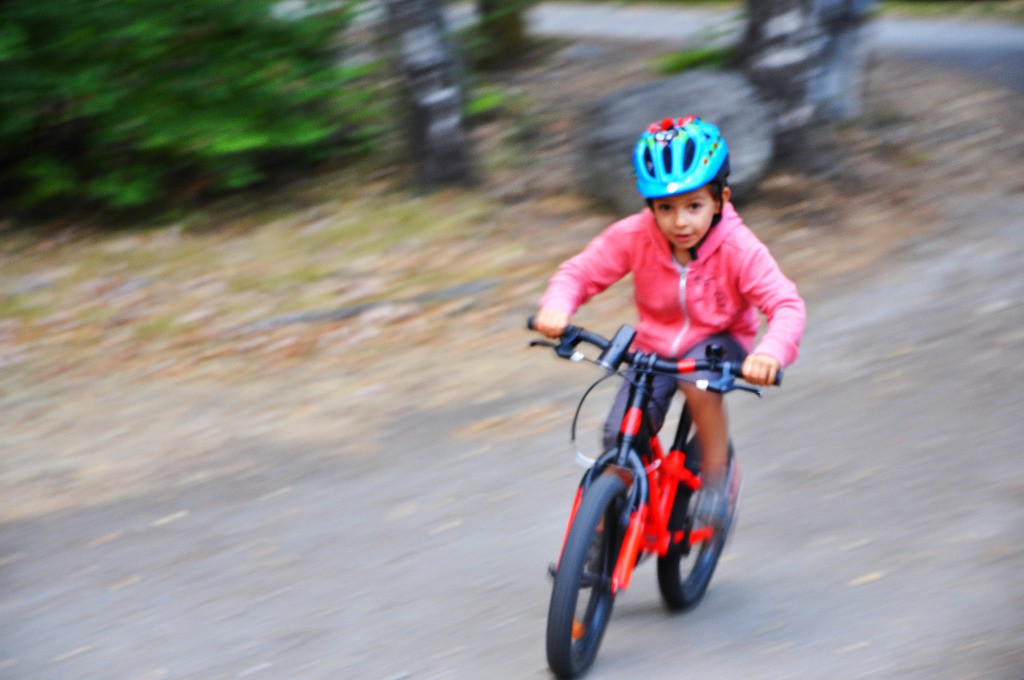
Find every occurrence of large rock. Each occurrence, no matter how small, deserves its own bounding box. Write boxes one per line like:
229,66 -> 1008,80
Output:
580,70 -> 775,217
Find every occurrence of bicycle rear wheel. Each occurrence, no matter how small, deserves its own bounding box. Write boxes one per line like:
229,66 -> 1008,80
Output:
657,445 -> 739,611
546,471 -> 628,679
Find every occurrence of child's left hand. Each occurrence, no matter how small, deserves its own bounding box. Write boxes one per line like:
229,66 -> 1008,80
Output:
742,354 -> 781,386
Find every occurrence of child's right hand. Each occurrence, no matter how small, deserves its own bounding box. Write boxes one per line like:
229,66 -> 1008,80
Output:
534,308 -> 570,339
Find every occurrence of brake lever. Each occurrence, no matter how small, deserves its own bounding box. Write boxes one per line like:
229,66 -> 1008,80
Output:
694,376 -> 764,398
697,359 -> 739,394
732,384 -> 764,398
529,337 -> 584,361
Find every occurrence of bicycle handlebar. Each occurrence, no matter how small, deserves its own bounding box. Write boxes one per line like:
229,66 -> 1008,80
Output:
527,316 -> 782,391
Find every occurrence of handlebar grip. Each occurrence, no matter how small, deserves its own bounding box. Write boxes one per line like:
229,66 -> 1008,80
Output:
526,315 -> 536,331
774,369 -> 784,387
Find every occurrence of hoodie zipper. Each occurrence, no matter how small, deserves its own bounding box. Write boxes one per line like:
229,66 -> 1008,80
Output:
669,258 -> 690,356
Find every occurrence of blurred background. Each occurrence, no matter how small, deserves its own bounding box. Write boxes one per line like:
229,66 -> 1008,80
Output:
1,1 -> 1022,678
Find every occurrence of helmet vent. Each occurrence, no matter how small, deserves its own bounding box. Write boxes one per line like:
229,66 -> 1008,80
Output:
682,138 -> 696,172
661,146 -> 673,175
643,148 -> 656,176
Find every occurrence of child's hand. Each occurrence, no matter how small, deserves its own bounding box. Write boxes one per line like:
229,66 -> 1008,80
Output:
742,353 -> 781,386
534,308 -> 570,339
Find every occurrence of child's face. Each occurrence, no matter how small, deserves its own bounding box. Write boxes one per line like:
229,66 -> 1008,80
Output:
651,185 -> 729,257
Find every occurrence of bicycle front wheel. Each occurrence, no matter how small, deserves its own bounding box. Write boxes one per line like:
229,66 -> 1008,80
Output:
546,471 -> 627,679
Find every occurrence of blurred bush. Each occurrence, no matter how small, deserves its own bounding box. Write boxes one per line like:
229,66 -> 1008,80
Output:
0,0 -> 380,213
462,0 -> 535,68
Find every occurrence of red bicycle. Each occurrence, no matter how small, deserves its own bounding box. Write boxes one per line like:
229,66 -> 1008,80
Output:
528,320 -> 780,678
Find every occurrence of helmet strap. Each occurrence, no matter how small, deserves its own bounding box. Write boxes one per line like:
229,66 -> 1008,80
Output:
690,223 -> 713,261
695,184 -> 727,261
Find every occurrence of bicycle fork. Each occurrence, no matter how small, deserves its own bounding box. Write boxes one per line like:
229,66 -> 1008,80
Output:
610,503 -> 646,592
552,468 -> 646,593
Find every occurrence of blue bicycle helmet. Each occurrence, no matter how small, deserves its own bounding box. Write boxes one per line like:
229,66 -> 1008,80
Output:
633,116 -> 730,199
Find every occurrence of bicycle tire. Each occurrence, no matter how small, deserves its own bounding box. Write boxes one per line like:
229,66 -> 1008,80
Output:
546,471 -> 628,679
656,444 -> 738,611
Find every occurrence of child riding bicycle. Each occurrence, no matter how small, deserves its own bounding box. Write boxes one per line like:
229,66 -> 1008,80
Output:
534,116 -> 806,526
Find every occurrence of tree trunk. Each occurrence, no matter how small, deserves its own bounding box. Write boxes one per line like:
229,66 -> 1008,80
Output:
812,0 -> 877,121
741,0 -> 876,172
382,0 -> 475,187
741,0 -> 825,169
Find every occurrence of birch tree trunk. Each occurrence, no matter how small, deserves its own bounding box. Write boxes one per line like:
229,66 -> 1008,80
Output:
382,0 -> 475,187
741,0 -> 876,171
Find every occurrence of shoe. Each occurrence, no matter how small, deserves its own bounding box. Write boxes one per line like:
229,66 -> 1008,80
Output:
693,485 -> 729,533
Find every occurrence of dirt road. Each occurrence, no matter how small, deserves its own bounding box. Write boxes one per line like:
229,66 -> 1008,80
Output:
2,11 -> 1024,680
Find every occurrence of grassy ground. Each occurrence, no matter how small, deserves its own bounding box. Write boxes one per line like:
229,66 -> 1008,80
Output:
0,169 -> 526,378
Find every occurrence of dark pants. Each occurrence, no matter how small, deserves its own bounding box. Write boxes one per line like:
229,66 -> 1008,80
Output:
601,333 -> 747,451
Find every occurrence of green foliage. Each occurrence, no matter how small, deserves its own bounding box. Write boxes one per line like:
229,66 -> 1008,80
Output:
465,87 -> 508,120
656,46 -> 737,75
479,0 -> 535,20
0,0 -> 382,213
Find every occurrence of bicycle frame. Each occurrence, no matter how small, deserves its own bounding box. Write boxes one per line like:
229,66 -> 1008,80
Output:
533,318 -> 776,594
557,364 -> 706,594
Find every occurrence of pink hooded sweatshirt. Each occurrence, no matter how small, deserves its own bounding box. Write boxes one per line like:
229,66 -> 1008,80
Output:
540,203 -> 805,366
